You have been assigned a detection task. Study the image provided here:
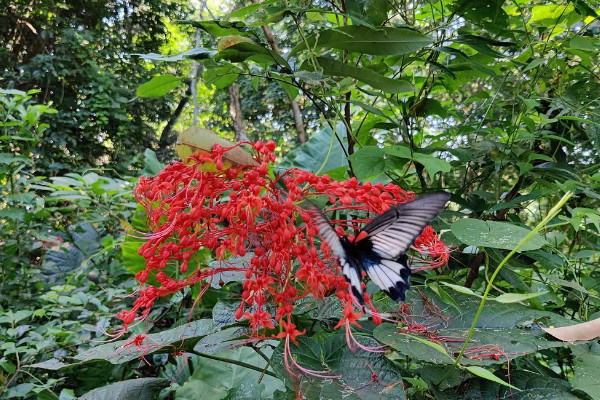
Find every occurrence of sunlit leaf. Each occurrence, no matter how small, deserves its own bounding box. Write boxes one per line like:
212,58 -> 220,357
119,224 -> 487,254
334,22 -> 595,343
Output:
451,219 -> 547,251
290,26 -> 432,57
79,378 -> 170,400
136,74 -> 182,98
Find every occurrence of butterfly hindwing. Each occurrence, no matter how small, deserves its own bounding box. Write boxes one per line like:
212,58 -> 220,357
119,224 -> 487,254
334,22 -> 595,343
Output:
363,193 -> 451,260
340,256 -> 364,304
362,254 -> 411,302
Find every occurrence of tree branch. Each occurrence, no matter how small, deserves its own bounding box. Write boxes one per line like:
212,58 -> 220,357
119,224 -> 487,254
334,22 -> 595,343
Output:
188,349 -> 277,378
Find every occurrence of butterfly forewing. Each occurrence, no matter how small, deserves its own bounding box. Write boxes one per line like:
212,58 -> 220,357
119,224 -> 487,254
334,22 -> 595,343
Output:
307,206 -> 365,303
306,207 -> 345,259
363,193 -> 451,260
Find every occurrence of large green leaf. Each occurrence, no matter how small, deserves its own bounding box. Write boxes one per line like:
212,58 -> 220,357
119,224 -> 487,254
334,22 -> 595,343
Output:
136,74 -> 182,98
570,342 -> 600,399
314,57 -> 415,93
279,124 -> 348,174
176,346 -> 284,400
434,371 -> 580,400
218,41 -> 289,68
41,222 -> 101,284
203,64 -> 242,89
182,20 -> 249,37
75,320 -> 217,365
384,145 -> 451,177
347,146 -> 387,181
79,378 -> 170,400
374,289 -> 573,366
270,334 -> 406,400
451,218 -> 547,251
136,48 -> 216,62
452,0 -> 509,34
290,26 -> 432,56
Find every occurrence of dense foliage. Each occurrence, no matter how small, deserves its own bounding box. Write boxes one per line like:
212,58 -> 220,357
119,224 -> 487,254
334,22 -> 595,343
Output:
1,0 -> 600,399
1,0 -> 190,171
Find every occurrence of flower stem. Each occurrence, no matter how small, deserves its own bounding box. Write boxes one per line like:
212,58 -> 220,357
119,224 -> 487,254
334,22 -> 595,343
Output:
189,349 -> 278,378
453,191 -> 573,366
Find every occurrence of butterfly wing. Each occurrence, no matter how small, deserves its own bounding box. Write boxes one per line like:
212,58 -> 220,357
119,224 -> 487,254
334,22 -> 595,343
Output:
307,207 -> 365,304
360,193 -> 450,301
308,193 -> 450,304
362,193 -> 451,260
361,254 -> 411,302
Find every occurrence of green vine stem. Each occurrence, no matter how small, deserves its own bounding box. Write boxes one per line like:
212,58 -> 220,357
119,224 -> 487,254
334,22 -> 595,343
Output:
453,191 -> 574,366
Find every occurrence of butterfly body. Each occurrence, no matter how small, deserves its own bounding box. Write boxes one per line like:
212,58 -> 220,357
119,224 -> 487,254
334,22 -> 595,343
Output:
308,193 -> 450,305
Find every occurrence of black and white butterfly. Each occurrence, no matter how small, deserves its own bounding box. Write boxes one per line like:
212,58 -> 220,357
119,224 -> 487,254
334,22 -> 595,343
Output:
308,193 -> 450,305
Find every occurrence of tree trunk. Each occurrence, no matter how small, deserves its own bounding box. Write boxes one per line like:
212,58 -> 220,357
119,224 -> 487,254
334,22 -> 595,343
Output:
261,24 -> 306,143
229,83 -> 248,142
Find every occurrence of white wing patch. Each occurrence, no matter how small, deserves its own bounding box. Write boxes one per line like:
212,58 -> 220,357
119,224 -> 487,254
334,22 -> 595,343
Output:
363,258 -> 410,302
341,257 -> 364,304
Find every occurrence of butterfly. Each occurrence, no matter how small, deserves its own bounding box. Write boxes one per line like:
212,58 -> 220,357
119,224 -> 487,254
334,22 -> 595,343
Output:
308,193 -> 450,305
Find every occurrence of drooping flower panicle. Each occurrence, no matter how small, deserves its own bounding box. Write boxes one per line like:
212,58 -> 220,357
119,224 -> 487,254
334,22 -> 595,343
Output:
121,140 -> 449,355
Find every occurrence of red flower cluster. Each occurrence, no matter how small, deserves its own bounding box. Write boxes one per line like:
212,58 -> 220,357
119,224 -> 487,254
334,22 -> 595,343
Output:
120,140 -> 449,364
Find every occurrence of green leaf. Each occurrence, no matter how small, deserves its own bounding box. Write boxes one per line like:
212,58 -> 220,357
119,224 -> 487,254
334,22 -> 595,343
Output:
271,72 -> 299,99
75,320 -> 216,365
434,370 -> 579,399
412,152 -> 451,176
384,145 -> 411,159
346,0 -> 391,26
79,378 -> 169,400
452,0 -> 509,34
441,282 -> 480,297
177,346 -> 284,400
290,26 -> 432,57
451,219 -> 547,251
203,64 -> 242,89
136,48 -> 216,62
403,334 -> 453,359
348,146 -> 387,181
27,359 -> 70,371
143,148 -> 164,175
528,4 -> 575,27
571,343 -> 600,399
180,20 -> 249,37
217,39 -> 289,68
384,145 -> 450,176
374,289 -> 573,366
492,292 -> 548,304
136,74 -> 182,98
375,324 -> 454,365
465,366 -> 519,390
569,36 -> 596,52
228,1 -> 280,20
314,57 -> 415,93
279,124 -> 348,174
522,58 -> 546,72
271,334 -> 406,399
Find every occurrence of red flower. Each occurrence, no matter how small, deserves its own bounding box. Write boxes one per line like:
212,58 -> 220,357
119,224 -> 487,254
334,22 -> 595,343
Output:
117,140 -> 449,359
335,302 -> 364,330
276,320 -> 306,345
